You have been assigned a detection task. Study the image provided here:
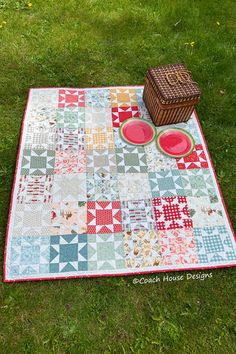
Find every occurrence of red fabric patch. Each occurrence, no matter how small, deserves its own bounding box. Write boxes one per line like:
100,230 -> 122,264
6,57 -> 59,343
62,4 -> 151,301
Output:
87,201 -> 123,234
112,106 -> 140,127
152,197 -> 192,230
158,229 -> 199,266
58,89 -> 85,108
176,144 -> 208,169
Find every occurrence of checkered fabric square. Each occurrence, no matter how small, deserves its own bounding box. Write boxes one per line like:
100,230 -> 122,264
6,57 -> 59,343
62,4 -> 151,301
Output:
4,87 -> 236,281
85,127 -> 115,150
194,226 -> 236,263
152,196 -> 193,230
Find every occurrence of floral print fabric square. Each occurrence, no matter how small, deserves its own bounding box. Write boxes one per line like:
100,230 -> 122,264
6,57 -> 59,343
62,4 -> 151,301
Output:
5,87 -> 236,281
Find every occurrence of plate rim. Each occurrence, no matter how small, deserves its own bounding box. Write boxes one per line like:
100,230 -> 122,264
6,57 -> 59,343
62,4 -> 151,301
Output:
156,127 -> 195,158
119,118 -> 156,146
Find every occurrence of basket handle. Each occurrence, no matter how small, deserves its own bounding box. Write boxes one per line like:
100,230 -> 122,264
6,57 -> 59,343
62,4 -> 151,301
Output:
165,70 -> 195,86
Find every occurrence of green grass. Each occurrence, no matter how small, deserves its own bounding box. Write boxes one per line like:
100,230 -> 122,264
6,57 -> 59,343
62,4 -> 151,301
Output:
0,0 -> 236,352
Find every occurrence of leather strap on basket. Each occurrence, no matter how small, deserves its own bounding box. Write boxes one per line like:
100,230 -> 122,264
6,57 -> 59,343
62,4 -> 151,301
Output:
165,70 -> 196,86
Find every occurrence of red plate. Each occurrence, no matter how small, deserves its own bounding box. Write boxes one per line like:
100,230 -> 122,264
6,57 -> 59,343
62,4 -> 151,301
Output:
156,128 -> 195,158
120,118 -> 156,146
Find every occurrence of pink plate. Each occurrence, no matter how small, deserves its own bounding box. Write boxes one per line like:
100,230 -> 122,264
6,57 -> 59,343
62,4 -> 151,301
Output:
156,128 -> 195,158
120,118 -> 156,145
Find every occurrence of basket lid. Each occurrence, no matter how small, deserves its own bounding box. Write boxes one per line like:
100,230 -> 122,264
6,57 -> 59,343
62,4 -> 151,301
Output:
147,63 -> 201,103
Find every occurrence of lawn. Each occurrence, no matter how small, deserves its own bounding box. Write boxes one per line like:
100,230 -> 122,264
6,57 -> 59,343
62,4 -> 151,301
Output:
0,0 -> 236,353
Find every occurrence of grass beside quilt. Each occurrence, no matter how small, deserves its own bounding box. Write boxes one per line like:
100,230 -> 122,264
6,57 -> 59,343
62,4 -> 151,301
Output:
4,86 -> 236,281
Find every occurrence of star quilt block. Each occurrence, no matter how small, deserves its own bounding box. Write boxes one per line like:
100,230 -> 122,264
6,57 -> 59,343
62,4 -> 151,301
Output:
86,149 -> 117,174
49,234 -> 88,273
56,108 -> 85,129
52,174 -> 87,202
87,201 -> 123,234
178,169 -> 215,197
149,170 -> 185,198
116,146 -> 148,173
21,149 -> 55,175
194,226 -> 236,263
87,233 -> 125,271
58,89 -> 85,108
110,88 -> 139,108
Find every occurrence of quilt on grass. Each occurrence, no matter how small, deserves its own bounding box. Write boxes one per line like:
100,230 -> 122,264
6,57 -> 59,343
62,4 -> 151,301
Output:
4,86 -> 236,281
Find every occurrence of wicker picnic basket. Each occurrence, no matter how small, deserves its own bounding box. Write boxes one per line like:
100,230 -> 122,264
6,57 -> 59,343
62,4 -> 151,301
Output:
143,63 -> 201,126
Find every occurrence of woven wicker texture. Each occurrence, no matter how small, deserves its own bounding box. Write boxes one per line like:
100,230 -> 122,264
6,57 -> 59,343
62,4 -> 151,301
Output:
147,64 -> 201,103
143,77 -> 196,126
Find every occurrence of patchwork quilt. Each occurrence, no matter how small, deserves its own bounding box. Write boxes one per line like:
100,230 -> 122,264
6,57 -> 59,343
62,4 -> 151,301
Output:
4,86 -> 236,282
